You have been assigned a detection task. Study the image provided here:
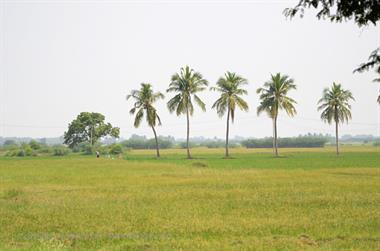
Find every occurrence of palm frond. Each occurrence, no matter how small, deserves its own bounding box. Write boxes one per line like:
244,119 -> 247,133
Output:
317,82 -> 354,124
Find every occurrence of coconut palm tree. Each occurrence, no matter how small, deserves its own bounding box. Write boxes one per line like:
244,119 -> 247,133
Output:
127,83 -> 164,158
167,66 -> 208,159
317,83 -> 354,155
257,73 -> 297,157
210,72 -> 249,158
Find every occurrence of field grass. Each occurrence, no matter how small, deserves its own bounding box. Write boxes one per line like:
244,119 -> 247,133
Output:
0,146 -> 379,250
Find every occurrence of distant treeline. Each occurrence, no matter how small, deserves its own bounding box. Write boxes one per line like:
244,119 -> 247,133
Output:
1,135 -> 379,158
241,136 -> 329,148
121,138 -> 174,149
120,135 -> 241,149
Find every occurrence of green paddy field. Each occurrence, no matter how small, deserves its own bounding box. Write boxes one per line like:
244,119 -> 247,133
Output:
0,147 -> 379,250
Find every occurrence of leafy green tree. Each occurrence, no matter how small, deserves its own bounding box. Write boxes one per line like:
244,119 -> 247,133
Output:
127,83 -> 164,158
64,112 -> 120,149
167,66 -> 208,159
284,0 -> 380,100
257,73 -> 297,157
318,83 -> 355,155
210,72 -> 249,157
354,49 -> 380,104
284,0 -> 380,26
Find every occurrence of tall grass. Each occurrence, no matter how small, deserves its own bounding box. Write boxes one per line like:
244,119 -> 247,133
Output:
0,147 -> 379,250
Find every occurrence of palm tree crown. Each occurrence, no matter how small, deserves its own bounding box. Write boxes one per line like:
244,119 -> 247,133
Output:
167,66 -> 208,115
317,83 -> 354,124
127,83 -> 164,128
257,73 -> 297,118
211,71 -> 249,121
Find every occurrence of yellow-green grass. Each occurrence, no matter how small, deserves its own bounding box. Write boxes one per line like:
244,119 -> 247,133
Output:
0,147 -> 379,250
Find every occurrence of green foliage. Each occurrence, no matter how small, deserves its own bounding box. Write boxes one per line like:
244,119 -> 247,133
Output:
284,0 -> 380,27
179,141 -> 197,149
284,0 -> 380,89
199,140 -> 239,149
210,72 -> 249,156
52,145 -> 71,156
373,141 -> 380,147
83,144 -> 95,155
3,139 -> 18,148
63,112 -> 120,148
29,140 -> 42,150
167,66 -> 208,116
167,66 -> 208,158
122,138 -> 173,150
127,83 -> 164,128
318,83 -> 355,124
242,136 -> 328,148
109,144 -> 123,155
257,73 -> 297,119
211,72 -> 249,120
127,83 -> 165,157
6,145 -> 37,157
257,73 -> 297,156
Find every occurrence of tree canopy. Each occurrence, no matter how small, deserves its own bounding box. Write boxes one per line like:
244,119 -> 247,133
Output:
318,82 -> 355,124
284,0 -> 380,81
127,83 -> 164,128
64,112 -> 120,148
284,0 -> 380,26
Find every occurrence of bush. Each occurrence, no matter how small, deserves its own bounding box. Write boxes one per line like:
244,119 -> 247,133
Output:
374,141 -> 380,147
109,144 -> 123,155
39,147 -> 52,154
7,146 -> 36,157
52,146 -> 70,156
84,144 -> 94,155
29,140 -> 42,150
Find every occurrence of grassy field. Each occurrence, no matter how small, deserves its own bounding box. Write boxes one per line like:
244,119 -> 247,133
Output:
0,146 -> 379,250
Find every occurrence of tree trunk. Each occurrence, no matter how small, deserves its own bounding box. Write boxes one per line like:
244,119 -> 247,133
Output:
186,108 -> 192,159
335,120 -> 339,156
90,126 -> 93,146
225,108 -> 230,158
274,116 -> 279,157
152,126 -> 160,158
272,118 -> 275,156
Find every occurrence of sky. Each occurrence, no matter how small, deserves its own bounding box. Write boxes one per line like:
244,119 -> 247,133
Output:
1,0 -> 379,139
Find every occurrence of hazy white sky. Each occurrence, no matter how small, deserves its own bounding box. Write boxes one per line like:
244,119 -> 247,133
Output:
1,0 -> 379,139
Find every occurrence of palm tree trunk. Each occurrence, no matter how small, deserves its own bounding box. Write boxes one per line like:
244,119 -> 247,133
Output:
274,115 -> 279,157
225,108 -> 230,158
335,120 -> 339,156
151,126 -> 160,158
186,108 -> 191,159
272,119 -> 275,155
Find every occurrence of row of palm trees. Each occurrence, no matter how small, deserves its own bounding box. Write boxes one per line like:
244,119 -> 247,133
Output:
127,66 -> 355,158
